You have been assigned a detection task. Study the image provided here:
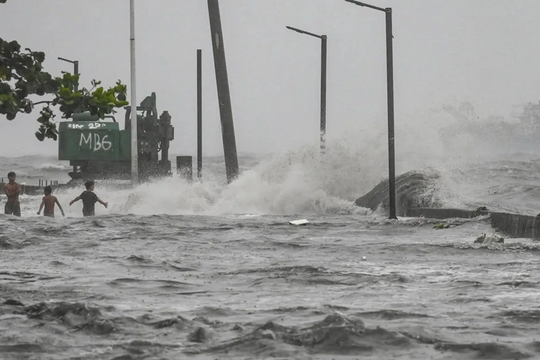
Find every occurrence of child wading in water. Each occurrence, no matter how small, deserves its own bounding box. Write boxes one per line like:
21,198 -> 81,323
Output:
69,180 -> 108,217
37,186 -> 65,217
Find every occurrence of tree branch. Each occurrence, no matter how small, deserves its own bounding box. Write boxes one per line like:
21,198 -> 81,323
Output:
32,100 -> 52,106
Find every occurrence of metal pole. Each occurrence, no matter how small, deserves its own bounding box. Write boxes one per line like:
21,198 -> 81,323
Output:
343,0 -> 397,219
386,8 -> 396,219
74,61 -> 79,92
207,0 -> 239,184
130,0 -> 138,184
197,49 -> 203,181
286,26 -> 328,155
58,57 -> 79,91
320,35 -> 327,154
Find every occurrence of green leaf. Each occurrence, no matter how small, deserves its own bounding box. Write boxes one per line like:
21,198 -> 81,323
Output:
94,86 -> 104,95
35,130 -> 45,141
8,40 -> 20,53
58,86 -> 71,97
23,102 -> 32,113
33,51 -> 45,63
1,38 -> 128,141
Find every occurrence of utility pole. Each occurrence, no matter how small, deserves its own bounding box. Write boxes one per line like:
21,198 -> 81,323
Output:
130,0 -> 138,184
207,0 -> 239,183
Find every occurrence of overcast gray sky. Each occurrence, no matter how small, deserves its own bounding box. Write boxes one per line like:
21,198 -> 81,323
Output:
1,0 -> 540,158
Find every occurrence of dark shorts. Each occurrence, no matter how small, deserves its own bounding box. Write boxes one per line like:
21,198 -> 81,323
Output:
5,202 -> 21,217
83,207 -> 95,217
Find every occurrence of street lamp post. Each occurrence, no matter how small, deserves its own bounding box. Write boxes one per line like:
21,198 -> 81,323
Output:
344,0 -> 396,220
197,49 -> 203,181
129,0 -> 138,185
286,26 -> 327,154
57,57 -> 79,92
58,56 -> 80,176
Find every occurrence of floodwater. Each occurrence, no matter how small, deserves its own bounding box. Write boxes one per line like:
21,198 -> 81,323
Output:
1,146 -> 540,359
2,213 -> 539,360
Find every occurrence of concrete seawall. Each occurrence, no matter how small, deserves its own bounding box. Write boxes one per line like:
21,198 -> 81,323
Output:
405,206 -> 540,240
490,212 -> 539,239
405,207 -> 484,219
0,183 -> 67,196
355,171 -> 540,240
3,184 -> 538,239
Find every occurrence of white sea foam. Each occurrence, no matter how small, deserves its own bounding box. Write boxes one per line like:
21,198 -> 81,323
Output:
7,103 -> 540,218
55,136 -> 382,217
38,163 -> 71,172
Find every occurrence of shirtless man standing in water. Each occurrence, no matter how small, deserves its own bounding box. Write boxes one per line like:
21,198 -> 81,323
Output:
3,171 -> 21,217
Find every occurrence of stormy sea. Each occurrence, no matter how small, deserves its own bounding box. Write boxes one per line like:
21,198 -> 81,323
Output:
2,123 -> 540,360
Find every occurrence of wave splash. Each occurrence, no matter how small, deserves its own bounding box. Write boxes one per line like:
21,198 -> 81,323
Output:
8,102 -> 540,217
51,137 -> 386,216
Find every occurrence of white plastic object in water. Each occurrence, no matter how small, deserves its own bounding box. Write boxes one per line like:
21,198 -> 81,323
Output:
289,219 -> 309,226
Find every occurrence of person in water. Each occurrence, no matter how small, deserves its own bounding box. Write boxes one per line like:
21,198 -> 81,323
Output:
69,180 -> 108,217
37,186 -> 65,218
3,171 -> 21,217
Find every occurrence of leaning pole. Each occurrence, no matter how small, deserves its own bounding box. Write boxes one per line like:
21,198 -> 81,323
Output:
207,0 -> 239,183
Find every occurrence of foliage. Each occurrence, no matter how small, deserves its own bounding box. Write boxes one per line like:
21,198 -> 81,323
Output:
433,223 -> 450,229
0,36 -> 128,141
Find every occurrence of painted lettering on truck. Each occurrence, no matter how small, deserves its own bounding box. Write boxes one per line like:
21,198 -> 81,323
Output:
79,133 -> 112,152
68,122 -> 107,130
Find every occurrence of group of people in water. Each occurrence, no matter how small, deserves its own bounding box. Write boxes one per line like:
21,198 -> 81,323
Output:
2,172 -> 108,218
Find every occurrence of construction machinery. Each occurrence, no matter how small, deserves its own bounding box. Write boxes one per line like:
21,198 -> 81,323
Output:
58,92 -> 174,182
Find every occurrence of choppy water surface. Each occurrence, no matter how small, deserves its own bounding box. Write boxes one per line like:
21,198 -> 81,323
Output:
2,141 -> 540,359
1,213 -> 540,360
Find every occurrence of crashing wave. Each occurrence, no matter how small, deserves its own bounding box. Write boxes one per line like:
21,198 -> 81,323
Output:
355,169 -> 442,216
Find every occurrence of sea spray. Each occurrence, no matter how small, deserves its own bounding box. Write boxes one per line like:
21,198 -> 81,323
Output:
90,139 -> 382,216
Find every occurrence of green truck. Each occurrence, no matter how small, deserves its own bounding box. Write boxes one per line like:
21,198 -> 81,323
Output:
58,92 -> 174,181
